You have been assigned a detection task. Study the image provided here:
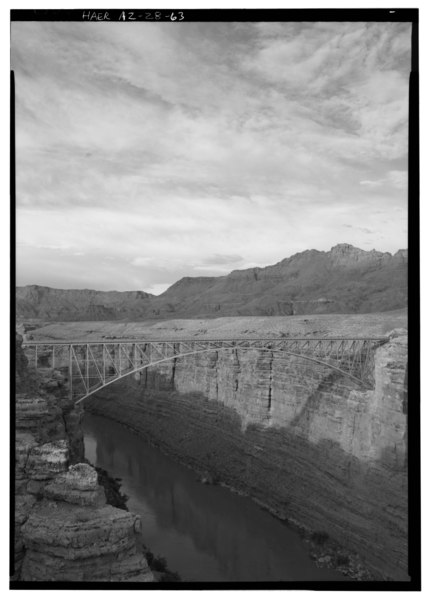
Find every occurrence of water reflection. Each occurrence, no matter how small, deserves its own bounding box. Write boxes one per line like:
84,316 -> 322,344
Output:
83,412 -> 345,582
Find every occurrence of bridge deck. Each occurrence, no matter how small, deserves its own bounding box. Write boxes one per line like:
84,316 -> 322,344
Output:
23,336 -> 388,345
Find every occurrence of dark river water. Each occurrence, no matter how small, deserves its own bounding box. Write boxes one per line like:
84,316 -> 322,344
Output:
83,412 -> 346,583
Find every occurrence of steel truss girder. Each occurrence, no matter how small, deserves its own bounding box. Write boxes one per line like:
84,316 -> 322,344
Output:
22,337 -> 387,404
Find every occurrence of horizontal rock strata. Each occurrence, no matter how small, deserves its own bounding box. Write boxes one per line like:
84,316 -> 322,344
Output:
44,463 -> 106,506
21,496 -> 152,582
14,335 -> 154,582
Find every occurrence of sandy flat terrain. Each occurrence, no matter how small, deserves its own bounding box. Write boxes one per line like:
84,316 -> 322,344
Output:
22,309 -> 407,342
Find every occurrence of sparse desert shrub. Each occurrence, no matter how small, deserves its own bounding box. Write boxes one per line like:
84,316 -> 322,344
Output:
335,553 -> 350,567
151,555 -> 167,572
145,551 -> 181,581
310,531 -> 329,545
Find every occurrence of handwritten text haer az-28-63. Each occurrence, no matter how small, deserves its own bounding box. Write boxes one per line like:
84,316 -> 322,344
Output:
82,11 -> 185,22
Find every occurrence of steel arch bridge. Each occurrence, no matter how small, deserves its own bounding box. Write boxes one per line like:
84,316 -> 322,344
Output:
22,337 -> 388,404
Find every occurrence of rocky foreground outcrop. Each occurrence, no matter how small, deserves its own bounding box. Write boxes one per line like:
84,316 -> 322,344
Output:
85,329 -> 408,581
13,335 -> 154,582
16,244 -> 407,320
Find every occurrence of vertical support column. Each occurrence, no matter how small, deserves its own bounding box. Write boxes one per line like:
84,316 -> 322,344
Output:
357,341 -> 362,380
119,344 -> 122,374
103,344 -> 106,384
349,340 -> 356,374
363,341 -> 371,383
34,345 -> 38,369
86,344 -> 89,392
52,345 -> 55,370
69,345 -> 73,400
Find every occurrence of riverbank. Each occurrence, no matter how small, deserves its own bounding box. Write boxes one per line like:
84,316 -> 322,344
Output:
92,462 -> 180,582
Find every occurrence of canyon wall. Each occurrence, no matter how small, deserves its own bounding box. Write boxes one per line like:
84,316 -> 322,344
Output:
84,330 -> 408,581
13,335 -> 154,582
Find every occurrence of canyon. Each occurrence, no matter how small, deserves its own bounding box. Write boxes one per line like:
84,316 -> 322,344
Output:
17,315 -> 409,582
81,328 -> 408,581
16,244 -> 407,321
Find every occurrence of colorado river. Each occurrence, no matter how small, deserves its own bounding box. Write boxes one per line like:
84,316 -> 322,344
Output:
83,412 -> 346,582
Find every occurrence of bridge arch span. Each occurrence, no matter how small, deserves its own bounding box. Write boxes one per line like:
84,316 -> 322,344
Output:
23,338 -> 387,403
72,345 -> 371,404
22,337 -> 385,404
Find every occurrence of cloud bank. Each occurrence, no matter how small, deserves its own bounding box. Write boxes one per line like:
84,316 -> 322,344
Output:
12,20 -> 410,292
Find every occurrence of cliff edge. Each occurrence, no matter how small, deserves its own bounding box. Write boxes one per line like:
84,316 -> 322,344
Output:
13,334 -> 154,582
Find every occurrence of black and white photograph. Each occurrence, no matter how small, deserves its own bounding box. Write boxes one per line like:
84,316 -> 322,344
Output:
10,7 -> 419,590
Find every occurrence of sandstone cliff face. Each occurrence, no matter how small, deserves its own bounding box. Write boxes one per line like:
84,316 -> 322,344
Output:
14,337 -> 154,582
85,330 -> 408,581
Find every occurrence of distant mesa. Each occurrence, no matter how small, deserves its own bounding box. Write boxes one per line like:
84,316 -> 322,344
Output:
16,244 -> 408,321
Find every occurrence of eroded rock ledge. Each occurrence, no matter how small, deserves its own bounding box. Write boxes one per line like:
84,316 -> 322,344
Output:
13,334 -> 154,582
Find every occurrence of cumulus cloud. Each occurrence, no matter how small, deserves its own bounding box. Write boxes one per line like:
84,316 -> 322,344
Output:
12,20 -> 410,291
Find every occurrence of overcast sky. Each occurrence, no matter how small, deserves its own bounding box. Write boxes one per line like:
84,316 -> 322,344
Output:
12,20 -> 410,294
